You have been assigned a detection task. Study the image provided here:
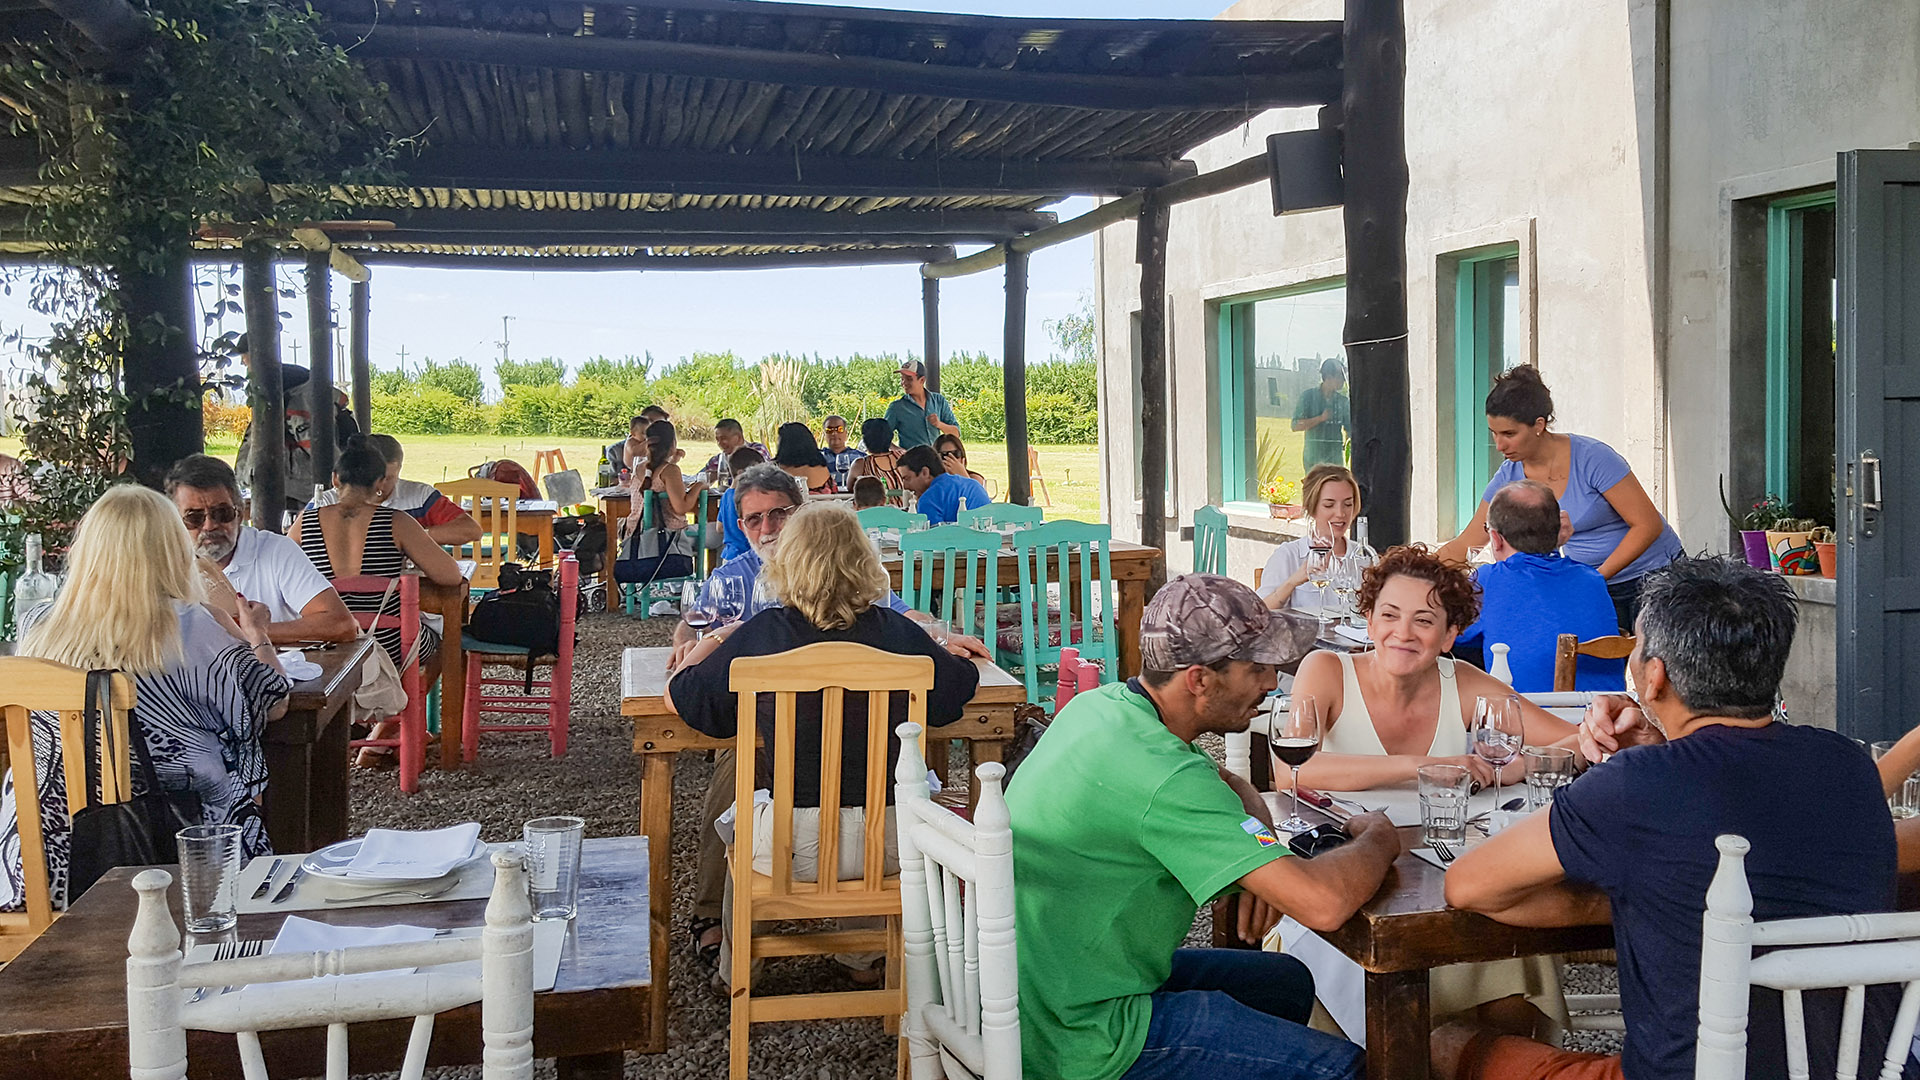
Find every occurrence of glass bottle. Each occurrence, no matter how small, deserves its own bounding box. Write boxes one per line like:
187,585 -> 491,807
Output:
13,533 -> 58,626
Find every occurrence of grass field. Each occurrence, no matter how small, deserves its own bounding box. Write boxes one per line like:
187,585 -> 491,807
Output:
0,433 -> 1108,521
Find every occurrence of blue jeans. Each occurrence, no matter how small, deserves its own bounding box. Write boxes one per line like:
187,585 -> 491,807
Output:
1122,948 -> 1363,1080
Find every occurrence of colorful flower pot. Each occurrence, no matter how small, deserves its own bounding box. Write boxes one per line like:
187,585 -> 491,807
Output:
1269,503 -> 1302,520
1815,541 -> 1837,579
1739,530 -> 1772,569
1767,530 -> 1818,575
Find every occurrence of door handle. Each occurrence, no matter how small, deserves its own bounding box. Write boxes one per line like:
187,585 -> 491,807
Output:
1861,451 -> 1882,539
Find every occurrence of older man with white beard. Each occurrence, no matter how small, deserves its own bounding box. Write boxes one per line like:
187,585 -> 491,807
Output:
165,454 -> 357,646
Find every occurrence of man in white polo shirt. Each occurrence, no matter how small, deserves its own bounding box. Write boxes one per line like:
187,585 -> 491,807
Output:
166,454 -> 357,646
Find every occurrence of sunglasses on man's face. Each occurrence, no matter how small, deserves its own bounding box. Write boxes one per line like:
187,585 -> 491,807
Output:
181,504 -> 239,529
741,504 -> 796,531
825,424 -> 846,433
939,450 -> 962,460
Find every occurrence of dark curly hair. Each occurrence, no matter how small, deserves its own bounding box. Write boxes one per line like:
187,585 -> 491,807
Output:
1484,363 -> 1555,426
1356,544 -> 1481,630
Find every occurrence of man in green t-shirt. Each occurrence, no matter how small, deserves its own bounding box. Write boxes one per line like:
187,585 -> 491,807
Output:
1292,357 -> 1352,468
1006,574 -> 1400,1080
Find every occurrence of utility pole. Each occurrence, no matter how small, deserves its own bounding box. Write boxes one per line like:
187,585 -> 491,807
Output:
286,338 -> 301,365
497,315 -> 514,364
397,344 -> 409,369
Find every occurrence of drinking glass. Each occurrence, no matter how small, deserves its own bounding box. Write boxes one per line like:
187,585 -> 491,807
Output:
1418,764 -> 1472,846
681,581 -> 716,638
1899,775 -> 1920,821
524,816 -> 586,921
1328,553 -> 1361,626
1305,526 -> 1336,623
923,619 -> 951,648
1473,695 -> 1524,813
1521,746 -> 1576,810
177,824 -> 243,933
709,573 -> 746,624
1271,694 -> 1323,833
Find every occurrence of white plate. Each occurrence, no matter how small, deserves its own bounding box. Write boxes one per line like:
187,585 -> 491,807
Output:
300,837 -> 490,887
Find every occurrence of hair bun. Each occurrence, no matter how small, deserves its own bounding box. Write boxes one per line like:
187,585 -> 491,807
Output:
1495,363 -> 1544,386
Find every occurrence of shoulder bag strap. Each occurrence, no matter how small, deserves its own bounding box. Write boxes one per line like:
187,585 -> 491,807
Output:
90,669 -> 165,801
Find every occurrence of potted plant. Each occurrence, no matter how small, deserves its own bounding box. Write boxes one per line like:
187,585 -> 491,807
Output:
1810,526 -> 1838,579
1720,478 -> 1787,568
1260,476 -> 1301,519
1767,517 -> 1820,575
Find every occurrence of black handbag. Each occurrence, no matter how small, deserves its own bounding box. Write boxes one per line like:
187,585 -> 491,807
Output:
66,669 -> 201,900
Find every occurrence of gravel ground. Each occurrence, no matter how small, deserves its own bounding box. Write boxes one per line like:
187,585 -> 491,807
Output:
347,609 -> 1619,1079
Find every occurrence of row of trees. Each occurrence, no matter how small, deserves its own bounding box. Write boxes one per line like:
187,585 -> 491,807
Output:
349,351 -> 1100,445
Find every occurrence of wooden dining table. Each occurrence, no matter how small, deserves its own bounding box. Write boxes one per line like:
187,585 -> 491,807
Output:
515,498 -> 560,568
0,837 -> 653,1078
260,635 -> 376,853
879,536 -> 1164,679
619,645 -> 1030,1049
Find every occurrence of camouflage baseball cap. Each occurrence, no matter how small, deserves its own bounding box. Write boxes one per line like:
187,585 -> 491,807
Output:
1140,574 -> 1320,670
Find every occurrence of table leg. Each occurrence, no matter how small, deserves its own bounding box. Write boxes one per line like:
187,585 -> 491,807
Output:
642,751 -> 675,1054
537,518 -> 555,569
310,702 -> 351,847
1365,969 -> 1432,1080
1116,578 -> 1146,679
556,1051 -> 625,1079
262,723 -> 314,853
438,606 -> 468,771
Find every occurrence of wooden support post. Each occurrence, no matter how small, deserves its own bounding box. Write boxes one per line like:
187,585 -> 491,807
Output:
350,278 -> 370,434
922,275 -> 941,392
1342,0 -> 1412,547
242,241 -> 285,531
1136,191 -> 1171,593
305,251 -> 335,490
120,245 -> 202,487
1002,249 -> 1031,507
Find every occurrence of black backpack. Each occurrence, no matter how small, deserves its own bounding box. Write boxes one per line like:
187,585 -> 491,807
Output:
467,563 -> 567,690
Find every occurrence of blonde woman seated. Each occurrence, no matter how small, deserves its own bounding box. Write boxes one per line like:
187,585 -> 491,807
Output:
1285,544 -> 1582,1039
0,486 -> 290,911
665,501 -> 979,987
1258,464 -> 1360,613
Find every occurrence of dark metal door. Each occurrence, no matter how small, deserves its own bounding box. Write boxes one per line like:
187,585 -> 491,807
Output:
1836,150 -> 1920,740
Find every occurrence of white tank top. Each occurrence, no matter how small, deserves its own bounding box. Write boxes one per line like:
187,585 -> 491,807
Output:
1320,651 -> 1469,757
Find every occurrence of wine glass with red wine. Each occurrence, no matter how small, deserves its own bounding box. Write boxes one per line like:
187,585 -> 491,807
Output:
1271,694 -> 1324,832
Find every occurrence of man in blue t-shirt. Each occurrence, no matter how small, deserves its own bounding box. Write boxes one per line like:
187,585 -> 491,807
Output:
898,445 -> 990,525
1456,480 -> 1624,692
1442,556 -> 1905,1080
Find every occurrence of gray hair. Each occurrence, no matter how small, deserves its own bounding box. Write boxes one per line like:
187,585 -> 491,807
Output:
733,462 -> 803,507
1637,555 -> 1796,720
163,453 -> 242,504
1487,480 -> 1560,554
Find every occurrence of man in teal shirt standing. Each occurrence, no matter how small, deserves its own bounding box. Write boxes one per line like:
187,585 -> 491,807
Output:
885,358 -> 959,449
1292,357 -> 1352,468
1006,575 -> 1400,1080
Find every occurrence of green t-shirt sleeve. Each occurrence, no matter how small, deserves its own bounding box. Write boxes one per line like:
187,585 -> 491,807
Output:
1292,388 -> 1320,422
1138,751 -> 1291,907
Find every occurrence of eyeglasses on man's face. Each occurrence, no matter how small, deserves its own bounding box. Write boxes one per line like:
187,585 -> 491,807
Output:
180,504 -> 240,529
741,504 -> 797,532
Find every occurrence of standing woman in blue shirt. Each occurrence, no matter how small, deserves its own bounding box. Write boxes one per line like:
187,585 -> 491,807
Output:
1438,365 -> 1683,629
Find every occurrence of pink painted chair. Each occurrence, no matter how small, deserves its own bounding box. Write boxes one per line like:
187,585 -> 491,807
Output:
460,554 -> 578,760
334,574 -> 430,794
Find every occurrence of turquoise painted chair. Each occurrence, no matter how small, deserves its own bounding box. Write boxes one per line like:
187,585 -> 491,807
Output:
1193,505 -> 1229,575
856,505 -> 927,543
956,503 -> 1043,530
1008,520 -> 1118,708
622,488 -> 707,619
899,525 -> 1000,642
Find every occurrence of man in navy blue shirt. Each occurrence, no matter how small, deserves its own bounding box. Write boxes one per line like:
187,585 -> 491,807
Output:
1456,480 -> 1624,692
899,445 -> 990,525
1442,557 -> 1904,1080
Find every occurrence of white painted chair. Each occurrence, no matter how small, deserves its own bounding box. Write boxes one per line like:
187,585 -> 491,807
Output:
896,722 -> 1021,1080
1696,833 -> 1920,1080
126,849 -> 536,1080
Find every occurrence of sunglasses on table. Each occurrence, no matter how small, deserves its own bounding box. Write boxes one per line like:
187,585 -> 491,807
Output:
181,505 -> 240,528
740,504 -> 797,531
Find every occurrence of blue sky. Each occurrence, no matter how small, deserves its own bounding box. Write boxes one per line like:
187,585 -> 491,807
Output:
0,0 -> 1230,392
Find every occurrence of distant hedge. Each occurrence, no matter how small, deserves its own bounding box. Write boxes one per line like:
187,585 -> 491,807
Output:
363,352 -> 1099,444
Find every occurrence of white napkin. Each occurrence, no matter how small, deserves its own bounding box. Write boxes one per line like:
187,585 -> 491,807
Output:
344,823 -> 483,879
266,916 -> 437,981
276,650 -> 323,681
1333,623 -> 1371,645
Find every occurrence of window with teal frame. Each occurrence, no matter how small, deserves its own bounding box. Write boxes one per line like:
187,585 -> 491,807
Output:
1214,280 -> 1347,509
1450,248 -> 1521,527
1764,190 -> 1837,524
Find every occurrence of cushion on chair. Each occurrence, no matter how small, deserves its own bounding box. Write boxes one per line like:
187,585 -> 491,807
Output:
460,632 -> 557,663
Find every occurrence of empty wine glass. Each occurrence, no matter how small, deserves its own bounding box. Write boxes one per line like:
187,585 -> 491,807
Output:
708,573 -> 746,625
1472,695 -> 1524,815
1328,553 -> 1360,626
1271,694 -> 1323,833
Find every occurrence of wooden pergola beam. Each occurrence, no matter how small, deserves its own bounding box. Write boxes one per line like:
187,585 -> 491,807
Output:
332,230 -> 1025,250
34,0 -> 144,56
340,246 -> 955,271
331,23 -> 1345,112
330,206 -> 1058,238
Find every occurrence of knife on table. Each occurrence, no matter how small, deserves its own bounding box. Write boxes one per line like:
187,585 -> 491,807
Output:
271,865 -> 306,904
249,857 -> 286,901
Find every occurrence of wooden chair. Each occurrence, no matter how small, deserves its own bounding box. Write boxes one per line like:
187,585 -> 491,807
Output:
1008,521 -> 1117,708
895,724 -> 1021,1080
125,849 -> 536,1080
621,488 -> 707,619
1553,633 -> 1635,692
531,448 -> 567,478
1696,833 -> 1920,1080
334,574 -> 428,794
0,659 -> 136,961
1026,447 -> 1052,507
461,554 -> 577,760
1193,505 -> 1229,575
899,526 -> 1000,642
727,643 -> 924,1080
435,478 -> 520,593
